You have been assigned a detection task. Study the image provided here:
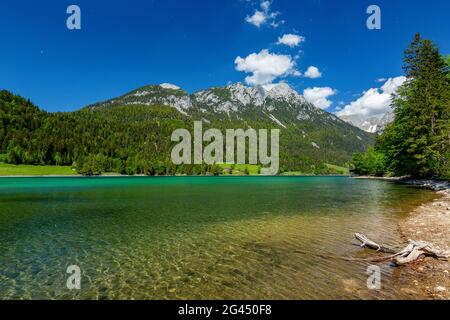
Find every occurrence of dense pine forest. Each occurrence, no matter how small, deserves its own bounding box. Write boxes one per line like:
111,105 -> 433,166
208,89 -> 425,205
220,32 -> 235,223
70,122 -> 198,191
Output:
353,34 -> 450,179
0,96 -> 214,175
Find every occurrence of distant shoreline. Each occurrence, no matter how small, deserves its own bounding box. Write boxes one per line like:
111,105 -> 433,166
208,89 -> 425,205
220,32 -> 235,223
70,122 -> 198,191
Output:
0,162 -> 350,177
351,175 -> 406,181
0,174 -> 350,178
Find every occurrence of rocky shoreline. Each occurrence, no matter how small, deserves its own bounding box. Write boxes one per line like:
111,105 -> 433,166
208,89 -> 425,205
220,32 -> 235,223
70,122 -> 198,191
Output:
397,179 -> 450,191
397,180 -> 450,300
353,176 -> 450,299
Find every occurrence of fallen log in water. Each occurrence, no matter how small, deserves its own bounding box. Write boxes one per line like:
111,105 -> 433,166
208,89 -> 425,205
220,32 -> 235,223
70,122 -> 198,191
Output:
354,233 -> 397,254
354,233 -> 448,266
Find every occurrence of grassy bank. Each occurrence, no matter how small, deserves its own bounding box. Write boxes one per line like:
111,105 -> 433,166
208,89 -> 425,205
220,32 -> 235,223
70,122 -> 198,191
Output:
281,164 -> 349,176
324,163 -> 350,175
218,163 -> 261,175
0,163 -> 77,176
0,162 -> 350,177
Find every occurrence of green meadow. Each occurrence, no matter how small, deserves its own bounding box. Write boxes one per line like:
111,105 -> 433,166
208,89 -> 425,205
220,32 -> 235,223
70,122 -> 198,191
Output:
0,162 -> 349,176
0,163 -> 77,176
218,163 -> 261,175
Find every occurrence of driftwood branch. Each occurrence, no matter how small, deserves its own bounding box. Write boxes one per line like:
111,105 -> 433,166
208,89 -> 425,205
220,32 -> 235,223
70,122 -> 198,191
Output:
354,233 -> 397,254
392,240 -> 448,265
354,233 -> 448,266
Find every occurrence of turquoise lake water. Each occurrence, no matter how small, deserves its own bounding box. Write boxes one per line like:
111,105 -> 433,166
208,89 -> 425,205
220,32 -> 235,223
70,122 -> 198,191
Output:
0,176 -> 437,299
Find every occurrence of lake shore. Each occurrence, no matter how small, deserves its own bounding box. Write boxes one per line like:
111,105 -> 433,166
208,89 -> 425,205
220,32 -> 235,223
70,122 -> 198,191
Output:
398,187 -> 450,299
0,162 -> 350,177
352,175 -> 449,190
353,176 -> 450,299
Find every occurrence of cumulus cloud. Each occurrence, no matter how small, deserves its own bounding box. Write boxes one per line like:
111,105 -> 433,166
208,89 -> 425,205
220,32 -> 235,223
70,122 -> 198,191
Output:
303,87 -> 337,109
304,66 -> 322,79
380,76 -> 407,95
277,34 -> 305,47
235,49 -> 298,86
245,1 -> 282,28
336,76 -> 406,117
245,10 -> 267,27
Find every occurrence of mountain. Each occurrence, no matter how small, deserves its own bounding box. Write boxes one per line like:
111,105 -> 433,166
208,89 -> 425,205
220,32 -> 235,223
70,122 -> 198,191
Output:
89,82 -> 366,133
85,82 -> 374,171
1,83 -> 375,175
339,112 -> 394,134
88,83 -> 193,115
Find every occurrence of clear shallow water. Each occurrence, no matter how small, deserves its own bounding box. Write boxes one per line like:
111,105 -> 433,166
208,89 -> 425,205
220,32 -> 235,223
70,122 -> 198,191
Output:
0,176 -> 437,299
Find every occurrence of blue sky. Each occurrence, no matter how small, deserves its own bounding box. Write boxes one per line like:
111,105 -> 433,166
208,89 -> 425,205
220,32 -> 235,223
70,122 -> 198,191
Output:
0,0 -> 449,113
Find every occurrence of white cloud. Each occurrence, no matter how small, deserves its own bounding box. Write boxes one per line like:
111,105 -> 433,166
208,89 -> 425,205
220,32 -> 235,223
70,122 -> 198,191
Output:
235,49 -> 298,86
336,76 -> 406,117
245,1 -> 281,28
261,0 -> 270,12
245,11 -> 267,27
304,66 -> 322,79
277,34 -> 305,47
303,87 -> 337,109
270,20 -> 284,28
380,76 -> 407,95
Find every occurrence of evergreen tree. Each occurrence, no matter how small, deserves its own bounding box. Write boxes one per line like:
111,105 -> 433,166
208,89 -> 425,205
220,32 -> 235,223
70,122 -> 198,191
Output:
446,55 -> 450,79
377,33 -> 450,178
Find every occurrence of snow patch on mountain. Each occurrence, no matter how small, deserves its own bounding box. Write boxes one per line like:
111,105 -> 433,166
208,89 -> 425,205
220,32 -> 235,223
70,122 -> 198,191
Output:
339,112 -> 394,133
160,83 -> 181,90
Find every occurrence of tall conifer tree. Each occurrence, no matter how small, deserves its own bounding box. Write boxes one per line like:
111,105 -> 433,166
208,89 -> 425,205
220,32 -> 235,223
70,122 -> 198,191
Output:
378,33 -> 450,177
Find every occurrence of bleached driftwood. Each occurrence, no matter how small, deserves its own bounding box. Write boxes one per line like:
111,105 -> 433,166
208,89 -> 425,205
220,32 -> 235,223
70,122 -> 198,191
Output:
392,240 -> 448,265
354,233 -> 448,266
354,233 -> 397,254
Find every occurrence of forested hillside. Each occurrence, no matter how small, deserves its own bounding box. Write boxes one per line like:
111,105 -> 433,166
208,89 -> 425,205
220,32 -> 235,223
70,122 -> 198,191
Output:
0,82 -> 374,175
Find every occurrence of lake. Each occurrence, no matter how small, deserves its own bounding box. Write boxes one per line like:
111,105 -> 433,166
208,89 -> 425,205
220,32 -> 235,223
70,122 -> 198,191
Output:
0,176 -> 437,299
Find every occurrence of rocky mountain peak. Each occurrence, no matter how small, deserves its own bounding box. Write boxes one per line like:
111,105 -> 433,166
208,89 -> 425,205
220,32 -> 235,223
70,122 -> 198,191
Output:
339,111 -> 394,133
89,82 -> 321,124
263,83 -> 304,103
